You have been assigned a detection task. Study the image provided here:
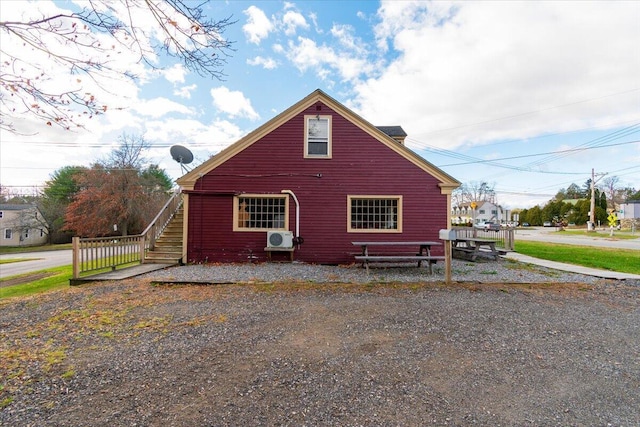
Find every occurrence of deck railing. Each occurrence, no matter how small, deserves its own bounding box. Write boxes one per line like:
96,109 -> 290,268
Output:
452,226 -> 515,251
72,191 -> 183,279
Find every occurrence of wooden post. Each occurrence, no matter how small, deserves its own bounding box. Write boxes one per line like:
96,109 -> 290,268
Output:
72,236 -> 79,279
444,239 -> 452,285
139,235 -> 146,264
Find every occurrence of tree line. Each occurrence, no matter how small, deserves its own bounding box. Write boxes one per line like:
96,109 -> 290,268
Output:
519,179 -> 639,226
1,135 -> 173,242
453,180 -> 639,227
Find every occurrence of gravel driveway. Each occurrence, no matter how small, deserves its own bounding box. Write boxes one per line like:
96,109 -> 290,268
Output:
1,259 -> 639,426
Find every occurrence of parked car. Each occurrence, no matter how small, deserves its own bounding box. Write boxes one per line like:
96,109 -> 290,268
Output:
543,221 -> 552,227
483,222 -> 501,231
521,222 -> 530,227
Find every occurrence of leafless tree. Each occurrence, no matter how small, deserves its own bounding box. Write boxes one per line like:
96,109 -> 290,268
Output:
452,181 -> 496,206
602,176 -> 622,209
0,0 -> 234,133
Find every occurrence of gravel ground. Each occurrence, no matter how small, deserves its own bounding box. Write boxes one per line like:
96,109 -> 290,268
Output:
1,258 -> 639,426
142,257 -> 635,286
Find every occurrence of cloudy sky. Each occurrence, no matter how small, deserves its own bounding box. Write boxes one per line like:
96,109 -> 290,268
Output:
1,0 -> 639,209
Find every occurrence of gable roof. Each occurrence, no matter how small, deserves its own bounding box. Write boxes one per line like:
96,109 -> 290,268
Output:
177,89 -> 460,192
376,126 -> 407,138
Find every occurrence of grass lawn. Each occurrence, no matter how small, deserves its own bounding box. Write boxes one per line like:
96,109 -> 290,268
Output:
0,265 -> 72,299
515,241 -> 640,275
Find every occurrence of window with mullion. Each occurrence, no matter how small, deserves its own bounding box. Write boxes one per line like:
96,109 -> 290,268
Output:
348,196 -> 402,232
234,196 -> 288,231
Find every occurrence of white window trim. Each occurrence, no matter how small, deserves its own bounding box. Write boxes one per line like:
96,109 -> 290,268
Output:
347,195 -> 403,233
233,194 -> 289,232
304,115 -> 332,159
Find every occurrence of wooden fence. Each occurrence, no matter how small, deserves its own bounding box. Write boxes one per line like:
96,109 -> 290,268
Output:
72,191 -> 183,279
452,226 -> 515,251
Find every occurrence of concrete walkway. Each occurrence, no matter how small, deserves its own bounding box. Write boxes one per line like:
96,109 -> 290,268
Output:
504,252 -> 640,280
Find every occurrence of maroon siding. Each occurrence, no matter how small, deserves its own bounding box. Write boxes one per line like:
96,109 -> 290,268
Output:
186,102 -> 448,264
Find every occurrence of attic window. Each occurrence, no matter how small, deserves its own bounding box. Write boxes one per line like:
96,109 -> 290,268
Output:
304,115 -> 331,158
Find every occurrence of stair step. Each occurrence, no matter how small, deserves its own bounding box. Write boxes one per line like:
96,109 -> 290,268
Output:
144,206 -> 184,264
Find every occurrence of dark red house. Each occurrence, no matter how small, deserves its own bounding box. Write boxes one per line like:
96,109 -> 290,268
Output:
176,90 -> 460,264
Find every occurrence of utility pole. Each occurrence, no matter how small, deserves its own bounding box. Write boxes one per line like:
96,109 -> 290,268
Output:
588,168 -> 607,231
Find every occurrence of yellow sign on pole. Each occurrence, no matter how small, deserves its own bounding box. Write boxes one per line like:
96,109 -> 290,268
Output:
470,202 -> 477,209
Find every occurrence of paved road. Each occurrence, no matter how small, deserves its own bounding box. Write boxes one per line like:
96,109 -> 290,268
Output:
514,227 -> 640,250
0,250 -> 72,279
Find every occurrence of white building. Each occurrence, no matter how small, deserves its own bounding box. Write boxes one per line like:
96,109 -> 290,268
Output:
0,204 -> 48,247
451,201 -> 504,225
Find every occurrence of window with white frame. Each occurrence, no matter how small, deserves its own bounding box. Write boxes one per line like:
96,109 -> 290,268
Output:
4,229 -> 12,239
233,195 -> 288,231
305,115 -> 331,158
348,196 -> 402,232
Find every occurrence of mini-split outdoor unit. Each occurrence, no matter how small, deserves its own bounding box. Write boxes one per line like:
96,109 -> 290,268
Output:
267,231 -> 294,248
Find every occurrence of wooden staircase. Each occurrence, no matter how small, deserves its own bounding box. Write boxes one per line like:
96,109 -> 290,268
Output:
144,209 -> 183,264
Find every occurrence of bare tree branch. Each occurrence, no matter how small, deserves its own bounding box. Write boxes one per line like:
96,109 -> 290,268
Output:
0,0 -> 235,133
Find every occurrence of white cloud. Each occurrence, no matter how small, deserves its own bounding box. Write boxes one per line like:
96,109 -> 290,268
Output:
330,24 -> 367,56
173,84 -> 198,99
282,10 -> 309,36
352,1 -> 640,152
210,87 -> 260,120
243,6 -> 274,45
285,36 -> 373,83
161,64 -> 187,84
133,97 -> 194,118
247,56 -> 278,70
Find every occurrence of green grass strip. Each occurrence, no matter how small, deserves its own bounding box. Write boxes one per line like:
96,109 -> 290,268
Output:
0,244 -> 72,254
0,258 -> 41,264
515,241 -> 640,275
0,265 -> 72,299
555,230 -> 639,240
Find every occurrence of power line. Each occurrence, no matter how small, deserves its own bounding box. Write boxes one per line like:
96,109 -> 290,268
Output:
437,139 -> 639,169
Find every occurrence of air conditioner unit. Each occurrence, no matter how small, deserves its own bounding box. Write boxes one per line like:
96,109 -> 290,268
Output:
267,231 -> 294,248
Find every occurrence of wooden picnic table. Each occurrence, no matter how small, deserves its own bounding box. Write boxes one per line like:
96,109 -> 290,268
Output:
452,237 -> 499,261
352,241 -> 444,273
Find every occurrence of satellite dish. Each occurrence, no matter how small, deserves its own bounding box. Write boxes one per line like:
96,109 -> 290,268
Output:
170,145 -> 194,173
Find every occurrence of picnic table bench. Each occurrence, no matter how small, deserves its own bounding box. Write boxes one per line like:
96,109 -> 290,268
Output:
452,237 -> 499,261
352,241 -> 444,274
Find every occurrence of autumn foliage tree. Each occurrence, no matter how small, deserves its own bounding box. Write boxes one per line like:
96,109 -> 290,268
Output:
0,0 -> 234,133
63,134 -> 173,237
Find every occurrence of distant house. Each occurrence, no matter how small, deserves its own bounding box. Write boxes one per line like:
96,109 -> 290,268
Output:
0,204 -> 48,247
176,89 -> 460,264
452,201 -> 504,225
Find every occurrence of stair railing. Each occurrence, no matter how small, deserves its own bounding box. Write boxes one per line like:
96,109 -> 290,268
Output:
71,190 -> 183,279
141,189 -> 184,252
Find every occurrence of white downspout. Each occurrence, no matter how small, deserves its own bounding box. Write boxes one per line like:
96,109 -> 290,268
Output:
281,189 -> 300,246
